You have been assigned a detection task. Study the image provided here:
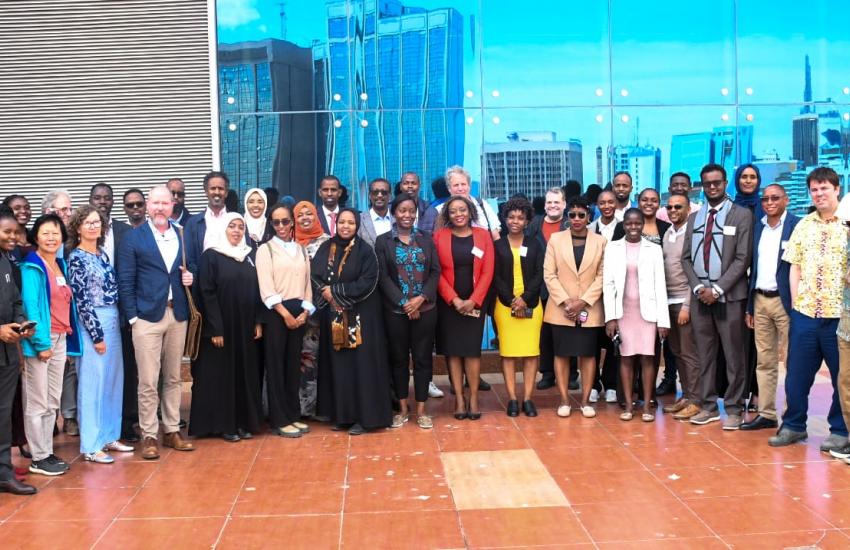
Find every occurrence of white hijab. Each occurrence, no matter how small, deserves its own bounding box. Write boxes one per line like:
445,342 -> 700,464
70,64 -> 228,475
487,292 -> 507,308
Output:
210,212 -> 252,262
243,188 -> 268,242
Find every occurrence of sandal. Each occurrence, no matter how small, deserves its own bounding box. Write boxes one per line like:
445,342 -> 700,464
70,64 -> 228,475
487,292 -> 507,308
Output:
642,413 -> 655,422
292,422 -> 310,434
275,425 -> 303,438
619,411 -> 634,421
417,415 -> 433,429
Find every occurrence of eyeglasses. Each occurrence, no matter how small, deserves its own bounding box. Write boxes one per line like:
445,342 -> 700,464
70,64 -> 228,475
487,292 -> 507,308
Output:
665,204 -> 685,210
271,218 -> 292,227
371,189 -> 390,196
124,201 -> 145,209
171,191 -> 185,198
760,195 -> 785,203
702,180 -> 725,188
567,211 -> 587,219
83,220 -> 102,229
48,207 -> 72,214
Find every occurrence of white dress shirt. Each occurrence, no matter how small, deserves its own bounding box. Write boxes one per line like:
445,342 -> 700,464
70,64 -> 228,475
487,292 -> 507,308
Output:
202,207 -> 228,251
322,205 -> 340,235
370,208 -> 392,237
103,219 -> 115,266
754,212 -> 786,292
149,220 -> 179,300
590,217 -> 617,242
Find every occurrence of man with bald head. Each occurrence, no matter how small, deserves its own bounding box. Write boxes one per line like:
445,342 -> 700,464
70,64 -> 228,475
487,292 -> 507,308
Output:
117,185 -> 196,460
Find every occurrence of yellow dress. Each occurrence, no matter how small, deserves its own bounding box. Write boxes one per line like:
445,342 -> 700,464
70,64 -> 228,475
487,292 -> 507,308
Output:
493,246 -> 544,357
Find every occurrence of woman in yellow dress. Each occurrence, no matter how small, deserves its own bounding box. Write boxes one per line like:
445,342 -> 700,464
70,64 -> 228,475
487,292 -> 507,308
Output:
493,197 -> 545,417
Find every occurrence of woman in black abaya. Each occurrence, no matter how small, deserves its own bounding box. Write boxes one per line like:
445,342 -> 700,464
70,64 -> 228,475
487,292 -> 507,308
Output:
189,213 -> 263,441
312,208 -> 392,435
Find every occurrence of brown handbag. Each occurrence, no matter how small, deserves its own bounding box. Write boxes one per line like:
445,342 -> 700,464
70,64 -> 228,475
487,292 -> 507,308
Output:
178,227 -> 203,360
326,241 -> 362,351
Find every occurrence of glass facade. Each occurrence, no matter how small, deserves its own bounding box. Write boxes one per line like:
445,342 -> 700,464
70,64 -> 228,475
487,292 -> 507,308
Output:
217,0 -> 850,213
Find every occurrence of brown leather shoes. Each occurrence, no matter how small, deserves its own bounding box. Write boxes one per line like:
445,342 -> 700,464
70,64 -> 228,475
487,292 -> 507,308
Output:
663,398 -> 688,414
141,437 -> 160,460
163,432 -> 195,452
672,403 -> 701,420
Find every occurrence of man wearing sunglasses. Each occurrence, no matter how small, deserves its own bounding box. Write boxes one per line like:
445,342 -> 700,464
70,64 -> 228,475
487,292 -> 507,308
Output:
358,178 -> 393,247
741,184 -> 798,431
167,178 -> 191,227
122,189 -> 147,228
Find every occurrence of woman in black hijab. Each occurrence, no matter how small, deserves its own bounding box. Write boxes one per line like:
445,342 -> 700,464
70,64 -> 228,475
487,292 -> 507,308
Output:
311,208 -> 392,434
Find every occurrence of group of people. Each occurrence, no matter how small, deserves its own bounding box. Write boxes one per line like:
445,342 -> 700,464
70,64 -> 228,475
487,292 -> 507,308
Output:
2,161 -> 850,498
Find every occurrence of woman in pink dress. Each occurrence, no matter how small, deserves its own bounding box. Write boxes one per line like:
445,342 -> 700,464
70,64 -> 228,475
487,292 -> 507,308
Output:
603,209 -> 670,422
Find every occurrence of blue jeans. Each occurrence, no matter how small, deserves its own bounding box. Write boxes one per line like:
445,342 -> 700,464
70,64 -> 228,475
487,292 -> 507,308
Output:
781,310 -> 848,436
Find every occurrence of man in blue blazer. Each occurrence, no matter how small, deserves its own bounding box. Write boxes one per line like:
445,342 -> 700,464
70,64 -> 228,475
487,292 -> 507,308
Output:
183,171 -> 229,280
117,185 -> 196,460
741,184 -> 800,430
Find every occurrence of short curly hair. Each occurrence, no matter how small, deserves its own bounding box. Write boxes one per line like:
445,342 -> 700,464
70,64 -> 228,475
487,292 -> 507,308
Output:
66,204 -> 106,249
501,196 -> 534,222
440,195 -> 478,228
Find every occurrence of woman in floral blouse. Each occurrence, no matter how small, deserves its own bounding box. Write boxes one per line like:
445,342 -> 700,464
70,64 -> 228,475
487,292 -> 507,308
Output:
67,205 -> 133,464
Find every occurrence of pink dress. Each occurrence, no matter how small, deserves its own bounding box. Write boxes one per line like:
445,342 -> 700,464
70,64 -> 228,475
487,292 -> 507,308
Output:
619,241 -> 657,357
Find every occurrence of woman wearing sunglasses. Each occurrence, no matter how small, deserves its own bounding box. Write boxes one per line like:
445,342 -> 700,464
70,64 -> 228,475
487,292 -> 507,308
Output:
543,196 -> 606,418
256,204 -> 314,438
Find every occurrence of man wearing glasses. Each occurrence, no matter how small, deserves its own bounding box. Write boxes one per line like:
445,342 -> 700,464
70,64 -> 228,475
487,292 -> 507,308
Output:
740,184 -> 799,431
358,178 -> 393,247
167,178 -> 191,227
122,189 -> 147,228
681,163 -> 753,430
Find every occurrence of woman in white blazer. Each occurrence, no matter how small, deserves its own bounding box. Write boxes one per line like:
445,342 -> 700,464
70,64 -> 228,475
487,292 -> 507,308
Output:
603,208 -> 670,422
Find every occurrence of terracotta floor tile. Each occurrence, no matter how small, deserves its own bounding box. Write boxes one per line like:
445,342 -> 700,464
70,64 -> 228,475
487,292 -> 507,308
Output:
797,488 -> 850,528
442,450 -> 568,510
722,529 -> 850,549
144,459 -> 247,489
716,438 -> 829,465
436,427 -> 530,452
232,480 -> 343,516
161,436 -> 260,464
342,510 -> 464,549
344,478 -> 454,512
8,488 -> 135,521
120,483 -> 237,518
348,430 -> 440,454
0,493 -> 29,521
246,455 -> 347,484
94,517 -> 224,549
749,460 -> 850,493
538,445 -> 644,474
432,411 -> 519,431
573,498 -> 711,542
255,433 -> 349,459
521,424 -> 620,448
218,515 -> 341,550
0,519 -> 110,549
596,537 -> 728,549
347,451 -> 445,481
554,469 -> 673,505
46,461 -> 157,490
685,494 -> 831,535
627,441 -> 740,469
601,417 -> 711,443
459,507 -> 591,547
659,464 -> 779,498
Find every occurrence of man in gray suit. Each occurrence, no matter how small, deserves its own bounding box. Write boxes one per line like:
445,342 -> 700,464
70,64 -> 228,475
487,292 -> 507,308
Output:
359,178 -> 393,247
682,163 -> 753,430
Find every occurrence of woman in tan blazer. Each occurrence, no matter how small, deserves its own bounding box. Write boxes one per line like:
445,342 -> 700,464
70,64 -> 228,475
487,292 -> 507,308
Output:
543,196 -> 607,419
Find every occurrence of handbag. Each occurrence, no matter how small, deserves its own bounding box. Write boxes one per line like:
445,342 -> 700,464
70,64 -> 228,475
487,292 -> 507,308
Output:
326,240 -> 362,351
178,227 -> 203,360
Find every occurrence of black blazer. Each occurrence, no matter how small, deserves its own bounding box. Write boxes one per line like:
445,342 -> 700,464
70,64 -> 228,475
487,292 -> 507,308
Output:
374,230 -> 440,312
611,219 -> 671,243
493,235 -> 544,308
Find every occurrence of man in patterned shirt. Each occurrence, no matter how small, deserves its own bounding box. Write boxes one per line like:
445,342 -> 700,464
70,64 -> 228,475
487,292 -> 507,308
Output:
770,167 -> 849,450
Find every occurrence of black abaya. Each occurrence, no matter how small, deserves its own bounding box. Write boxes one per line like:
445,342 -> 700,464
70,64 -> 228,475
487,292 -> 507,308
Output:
189,250 -> 263,436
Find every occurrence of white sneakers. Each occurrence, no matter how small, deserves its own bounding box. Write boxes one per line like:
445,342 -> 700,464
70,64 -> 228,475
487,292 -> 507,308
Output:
605,389 -> 617,403
589,389 -> 599,403
428,382 -> 444,398
581,406 -> 597,418
557,404 -> 572,417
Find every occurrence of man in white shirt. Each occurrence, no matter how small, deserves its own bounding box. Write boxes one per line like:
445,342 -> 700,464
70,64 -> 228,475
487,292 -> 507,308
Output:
612,172 -> 635,221
89,183 -> 130,267
359,178 -> 393,246
317,175 -> 343,236
435,165 -> 501,240
658,172 -> 702,223
184,171 -> 229,278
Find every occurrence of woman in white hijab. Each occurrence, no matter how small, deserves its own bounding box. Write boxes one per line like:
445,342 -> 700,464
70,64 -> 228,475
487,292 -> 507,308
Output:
243,188 -> 269,244
189,212 -> 264,442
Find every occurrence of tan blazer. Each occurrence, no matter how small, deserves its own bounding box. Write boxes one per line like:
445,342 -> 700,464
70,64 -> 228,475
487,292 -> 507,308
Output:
543,231 -> 606,327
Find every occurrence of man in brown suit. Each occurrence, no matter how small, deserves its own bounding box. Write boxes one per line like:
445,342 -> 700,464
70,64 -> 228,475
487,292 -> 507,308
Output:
682,163 -> 753,430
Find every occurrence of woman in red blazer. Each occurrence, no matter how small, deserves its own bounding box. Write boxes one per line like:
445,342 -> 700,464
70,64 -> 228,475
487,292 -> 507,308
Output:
434,195 -> 495,420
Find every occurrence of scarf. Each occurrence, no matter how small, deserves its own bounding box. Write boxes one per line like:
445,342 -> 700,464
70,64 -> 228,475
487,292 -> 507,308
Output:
732,164 -> 764,220
209,212 -> 252,262
294,201 -> 325,246
243,188 -> 267,242
689,199 -> 731,301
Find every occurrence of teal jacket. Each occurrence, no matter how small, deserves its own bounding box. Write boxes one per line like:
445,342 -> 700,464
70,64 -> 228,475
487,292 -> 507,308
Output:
20,251 -> 82,358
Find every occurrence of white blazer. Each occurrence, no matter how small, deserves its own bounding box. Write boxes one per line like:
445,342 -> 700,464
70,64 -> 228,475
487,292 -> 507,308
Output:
602,239 -> 670,328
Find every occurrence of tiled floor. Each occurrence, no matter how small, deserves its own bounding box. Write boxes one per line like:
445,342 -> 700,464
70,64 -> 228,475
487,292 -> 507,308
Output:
2,371 -> 850,549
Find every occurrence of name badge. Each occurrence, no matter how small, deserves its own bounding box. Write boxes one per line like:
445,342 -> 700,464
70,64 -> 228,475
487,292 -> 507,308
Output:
722,226 -> 736,236
471,246 -> 484,259
519,246 -> 528,257
668,233 -> 677,243
4,274 -> 9,283
56,276 -> 67,286
781,240 -> 788,250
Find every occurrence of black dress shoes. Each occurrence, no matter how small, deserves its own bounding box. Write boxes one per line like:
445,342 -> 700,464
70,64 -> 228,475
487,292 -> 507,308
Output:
523,400 -> 538,417
740,415 -> 778,431
656,379 -> 676,396
478,378 -> 492,391
506,400 -> 519,417
536,373 -> 556,390
0,477 -> 37,496
568,379 -> 580,391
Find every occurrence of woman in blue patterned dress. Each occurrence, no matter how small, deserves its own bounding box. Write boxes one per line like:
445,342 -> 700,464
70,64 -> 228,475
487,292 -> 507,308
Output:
67,205 -> 132,464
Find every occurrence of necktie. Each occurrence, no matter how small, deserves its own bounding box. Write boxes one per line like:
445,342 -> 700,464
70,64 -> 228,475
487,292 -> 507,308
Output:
329,212 -> 337,237
703,208 -> 717,270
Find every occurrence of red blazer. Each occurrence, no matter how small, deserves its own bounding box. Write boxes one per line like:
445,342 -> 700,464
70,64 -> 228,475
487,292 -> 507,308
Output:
434,227 -> 495,307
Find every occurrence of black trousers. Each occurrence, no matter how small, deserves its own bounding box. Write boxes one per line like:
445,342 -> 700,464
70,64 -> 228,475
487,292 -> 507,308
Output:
120,322 -> 139,436
265,316 -> 306,427
0,360 -> 19,481
386,308 -> 437,403
593,329 -> 619,392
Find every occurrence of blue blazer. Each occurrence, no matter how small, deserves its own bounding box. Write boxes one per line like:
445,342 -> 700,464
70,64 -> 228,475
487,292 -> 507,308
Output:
746,212 -> 800,315
117,222 -> 189,323
183,211 -> 208,278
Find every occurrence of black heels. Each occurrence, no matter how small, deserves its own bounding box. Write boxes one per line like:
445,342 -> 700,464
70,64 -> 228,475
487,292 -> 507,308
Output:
523,400 -> 538,417
453,410 -> 468,420
506,400 -> 519,417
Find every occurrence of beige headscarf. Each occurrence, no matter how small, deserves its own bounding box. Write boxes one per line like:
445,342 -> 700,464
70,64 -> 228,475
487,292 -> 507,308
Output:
210,212 -> 252,262
243,188 -> 268,242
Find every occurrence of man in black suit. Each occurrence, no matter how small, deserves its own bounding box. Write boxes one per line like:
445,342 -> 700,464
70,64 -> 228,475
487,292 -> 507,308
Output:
317,175 -> 343,236
167,177 -> 191,227
90,183 -> 131,267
